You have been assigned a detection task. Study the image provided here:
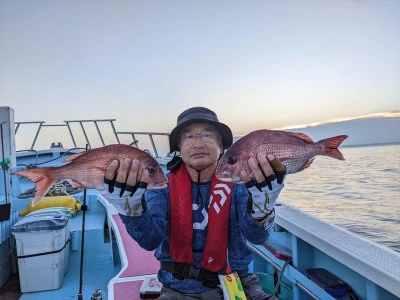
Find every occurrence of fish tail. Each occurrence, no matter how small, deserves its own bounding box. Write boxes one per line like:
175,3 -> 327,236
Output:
12,168 -> 56,206
317,135 -> 348,160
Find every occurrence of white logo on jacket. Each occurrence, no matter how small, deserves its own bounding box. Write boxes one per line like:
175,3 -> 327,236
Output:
193,204 -> 208,230
210,183 -> 231,214
192,183 -> 232,230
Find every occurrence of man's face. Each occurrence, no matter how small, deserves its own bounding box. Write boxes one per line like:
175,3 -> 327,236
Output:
179,123 -> 223,170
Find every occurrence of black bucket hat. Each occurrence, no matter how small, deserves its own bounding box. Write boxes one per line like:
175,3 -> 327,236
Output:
169,107 -> 233,153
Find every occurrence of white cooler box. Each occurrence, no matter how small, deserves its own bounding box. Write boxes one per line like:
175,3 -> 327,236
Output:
12,213 -> 70,293
24,210 -> 71,274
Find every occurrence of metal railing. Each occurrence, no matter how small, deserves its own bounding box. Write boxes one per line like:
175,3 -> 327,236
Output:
15,121 -> 46,151
247,242 -> 320,300
115,131 -> 169,158
63,119 -> 120,149
15,119 -> 170,158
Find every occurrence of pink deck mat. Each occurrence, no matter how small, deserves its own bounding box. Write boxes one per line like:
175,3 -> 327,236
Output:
112,214 -> 160,278
101,194 -> 160,278
101,195 -> 162,299
114,280 -> 143,300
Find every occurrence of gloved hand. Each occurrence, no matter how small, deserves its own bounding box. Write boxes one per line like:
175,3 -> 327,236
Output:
104,158 -> 149,216
240,154 -> 286,219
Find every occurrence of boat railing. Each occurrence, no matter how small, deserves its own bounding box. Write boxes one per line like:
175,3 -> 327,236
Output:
63,119 -> 121,149
115,131 -> 169,158
262,202 -> 400,299
14,119 -> 170,158
247,242 -> 329,300
15,121 -> 46,151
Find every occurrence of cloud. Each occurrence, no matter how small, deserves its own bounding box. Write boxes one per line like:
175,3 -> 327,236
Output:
275,111 -> 400,130
272,113 -> 400,146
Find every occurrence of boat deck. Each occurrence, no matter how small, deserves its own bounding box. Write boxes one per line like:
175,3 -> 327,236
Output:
3,190 -> 400,300
15,191 -> 120,300
275,202 -> 400,297
250,201 -> 400,299
1,139 -> 399,299
98,194 -> 160,300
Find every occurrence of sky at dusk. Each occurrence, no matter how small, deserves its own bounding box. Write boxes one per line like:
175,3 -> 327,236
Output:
1,0 -> 399,146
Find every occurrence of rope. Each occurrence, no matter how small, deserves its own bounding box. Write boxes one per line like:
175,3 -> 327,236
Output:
273,258 -> 292,297
18,180 -> 83,199
34,148 -> 86,166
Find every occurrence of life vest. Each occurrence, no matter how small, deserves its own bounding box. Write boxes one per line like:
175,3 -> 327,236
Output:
169,163 -> 234,272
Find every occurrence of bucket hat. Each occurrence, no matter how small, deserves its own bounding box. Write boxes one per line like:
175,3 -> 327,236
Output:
169,107 -> 233,153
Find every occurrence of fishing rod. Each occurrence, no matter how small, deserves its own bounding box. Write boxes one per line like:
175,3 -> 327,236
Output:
77,145 -> 89,300
77,188 -> 87,300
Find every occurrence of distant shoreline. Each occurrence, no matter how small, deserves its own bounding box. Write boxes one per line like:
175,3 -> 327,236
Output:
342,142 -> 400,148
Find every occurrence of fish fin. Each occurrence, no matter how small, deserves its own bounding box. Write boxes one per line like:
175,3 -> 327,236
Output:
318,135 -> 348,160
299,158 -> 316,171
12,168 -> 55,206
63,152 -> 86,163
287,132 -> 314,143
66,179 -> 85,188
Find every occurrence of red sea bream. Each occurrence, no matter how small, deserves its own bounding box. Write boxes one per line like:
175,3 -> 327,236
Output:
12,144 -> 168,205
216,130 -> 348,183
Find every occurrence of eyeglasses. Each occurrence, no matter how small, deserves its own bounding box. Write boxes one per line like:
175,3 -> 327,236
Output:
180,131 -> 219,145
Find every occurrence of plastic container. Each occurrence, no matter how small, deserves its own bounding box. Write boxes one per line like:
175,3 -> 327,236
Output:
12,214 -> 70,292
22,211 -> 71,273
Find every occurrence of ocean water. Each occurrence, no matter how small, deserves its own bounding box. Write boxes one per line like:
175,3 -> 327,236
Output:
279,144 -> 400,253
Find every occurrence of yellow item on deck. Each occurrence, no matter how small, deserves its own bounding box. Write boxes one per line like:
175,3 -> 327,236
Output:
19,196 -> 82,216
219,272 -> 247,300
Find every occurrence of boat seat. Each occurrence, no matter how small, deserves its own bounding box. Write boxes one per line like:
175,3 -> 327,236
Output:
97,194 -> 160,300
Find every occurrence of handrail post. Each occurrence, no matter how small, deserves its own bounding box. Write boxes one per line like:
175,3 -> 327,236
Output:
65,121 -> 77,149
149,134 -> 159,158
30,122 -> 44,151
15,122 -> 20,134
110,120 -> 120,144
79,122 -> 91,149
94,121 -> 105,146
131,134 -> 138,147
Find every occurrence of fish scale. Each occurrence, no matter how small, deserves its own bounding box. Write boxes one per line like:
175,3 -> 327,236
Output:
216,130 -> 347,183
253,142 -> 320,174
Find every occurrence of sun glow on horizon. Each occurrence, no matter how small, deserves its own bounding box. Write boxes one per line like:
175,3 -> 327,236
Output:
273,111 -> 400,131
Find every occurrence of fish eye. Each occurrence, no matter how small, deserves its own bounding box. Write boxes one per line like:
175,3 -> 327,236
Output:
227,156 -> 237,165
148,165 -> 157,175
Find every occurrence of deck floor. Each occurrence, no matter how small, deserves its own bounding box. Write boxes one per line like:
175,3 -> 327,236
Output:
1,258 -> 120,300
2,205 -> 120,300
0,273 -> 21,300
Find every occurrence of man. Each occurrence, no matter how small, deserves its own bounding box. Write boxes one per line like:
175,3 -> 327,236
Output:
104,107 -> 286,299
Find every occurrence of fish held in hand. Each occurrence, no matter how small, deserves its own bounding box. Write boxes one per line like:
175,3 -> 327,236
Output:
216,130 -> 348,183
12,144 -> 168,205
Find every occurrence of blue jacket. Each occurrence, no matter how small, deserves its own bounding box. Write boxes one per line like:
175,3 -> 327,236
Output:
120,174 -> 273,293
